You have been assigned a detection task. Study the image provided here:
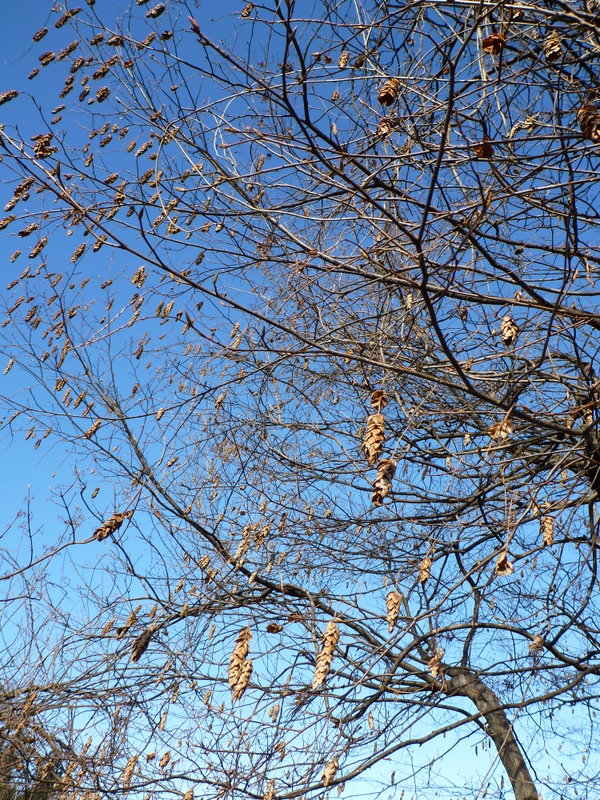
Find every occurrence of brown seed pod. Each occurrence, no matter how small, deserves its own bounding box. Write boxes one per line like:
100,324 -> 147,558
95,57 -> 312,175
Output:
363,412 -> 385,465
472,137 -> 494,159
543,30 -> 562,61
263,779 -> 275,800
427,648 -> 444,680
372,458 -> 396,506
229,627 -> 252,692
385,590 -> 402,632
241,3 -> 255,17
541,515 -> 554,546
370,390 -> 387,411
488,416 -> 514,440
495,551 -> 514,576
578,104 -> 600,144
33,27 -> 48,42
94,510 -> 134,541
231,657 -> 253,700
131,627 -> 154,662
482,32 -> 506,54
338,50 -> 349,68
321,758 -> 338,787
500,315 -> 518,346
376,116 -> 395,137
122,756 -> 138,787
312,619 -> 340,689
419,556 -> 432,584
96,86 -> 110,102
529,635 -> 544,654
39,51 -> 56,66
146,3 -> 166,18
0,91 -> 18,106
378,77 -> 400,106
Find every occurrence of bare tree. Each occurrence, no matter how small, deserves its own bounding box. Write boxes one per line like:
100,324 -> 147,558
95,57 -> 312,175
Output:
1,1 -> 600,799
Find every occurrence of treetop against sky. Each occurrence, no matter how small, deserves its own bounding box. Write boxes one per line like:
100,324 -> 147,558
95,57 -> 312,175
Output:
1,2 -> 600,800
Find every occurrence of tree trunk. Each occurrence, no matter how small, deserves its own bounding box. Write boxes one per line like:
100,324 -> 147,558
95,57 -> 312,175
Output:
448,669 -> 538,800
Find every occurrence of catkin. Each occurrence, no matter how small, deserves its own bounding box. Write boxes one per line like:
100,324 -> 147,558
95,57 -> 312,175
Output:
321,758 -> 338,787
386,590 -> 402,632
312,620 -> 339,689
229,628 -> 252,699
363,412 -> 385,465
372,459 -> 396,506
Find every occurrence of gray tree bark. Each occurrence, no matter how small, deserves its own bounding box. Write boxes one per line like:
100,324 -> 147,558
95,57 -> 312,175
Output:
448,669 -> 539,800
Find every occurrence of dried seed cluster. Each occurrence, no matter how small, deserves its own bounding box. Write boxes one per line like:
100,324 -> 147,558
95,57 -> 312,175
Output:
312,619 -> 339,689
229,627 -> 253,700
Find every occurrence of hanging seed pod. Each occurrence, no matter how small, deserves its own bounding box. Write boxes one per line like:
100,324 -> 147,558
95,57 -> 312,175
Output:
321,758 -> 338,787
386,590 -> 402,632
377,77 -> 400,106
529,635 -> 544,654
370,390 -> 388,411
338,50 -> 349,68
312,619 -> 340,689
543,30 -> 562,61
376,116 -> 395,137
495,551 -> 514,576
33,27 -> 48,42
241,2 -> 254,16
122,756 -> 138,787
94,510 -> 134,541
488,416 -> 514,440
500,315 -> 518,346
372,458 -> 396,506
419,556 -> 432,584
363,412 -> 385,465
0,90 -> 18,106
541,515 -> 554,546
263,779 -> 275,800
482,32 -> 506,54
231,658 -> 253,700
39,51 -> 55,66
427,648 -> 444,680
577,104 -> 600,143
229,627 -> 252,692
96,86 -> 110,102
131,627 -> 154,662
146,3 -> 166,18
472,138 -> 494,159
